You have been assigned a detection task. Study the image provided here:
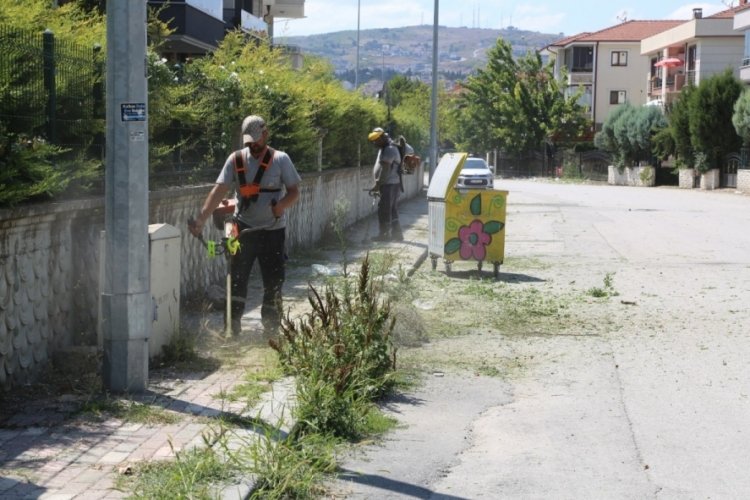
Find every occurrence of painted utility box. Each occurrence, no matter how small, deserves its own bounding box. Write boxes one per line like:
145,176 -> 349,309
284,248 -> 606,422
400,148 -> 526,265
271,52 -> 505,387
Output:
427,153 -> 508,278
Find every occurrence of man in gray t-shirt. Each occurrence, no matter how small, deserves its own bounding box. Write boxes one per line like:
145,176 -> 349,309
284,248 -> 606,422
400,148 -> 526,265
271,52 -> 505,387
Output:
368,127 -> 403,241
189,115 -> 301,336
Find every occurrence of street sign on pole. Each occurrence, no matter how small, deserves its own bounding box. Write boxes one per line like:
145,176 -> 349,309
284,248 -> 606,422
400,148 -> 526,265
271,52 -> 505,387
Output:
101,1 -> 150,392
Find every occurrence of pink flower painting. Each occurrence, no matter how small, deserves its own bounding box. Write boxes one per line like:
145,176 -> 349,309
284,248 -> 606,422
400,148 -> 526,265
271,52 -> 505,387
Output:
458,219 -> 492,261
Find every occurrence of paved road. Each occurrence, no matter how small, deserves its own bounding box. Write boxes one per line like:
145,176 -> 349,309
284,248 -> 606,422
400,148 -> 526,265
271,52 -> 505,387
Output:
333,180 -> 750,499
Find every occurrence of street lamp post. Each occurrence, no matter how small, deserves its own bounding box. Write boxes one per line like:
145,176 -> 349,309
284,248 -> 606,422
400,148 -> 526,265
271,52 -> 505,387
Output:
429,0 -> 439,182
355,0 -> 360,88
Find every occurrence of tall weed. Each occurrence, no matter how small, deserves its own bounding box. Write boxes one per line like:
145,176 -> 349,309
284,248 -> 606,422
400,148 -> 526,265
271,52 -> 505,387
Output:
271,255 -> 397,439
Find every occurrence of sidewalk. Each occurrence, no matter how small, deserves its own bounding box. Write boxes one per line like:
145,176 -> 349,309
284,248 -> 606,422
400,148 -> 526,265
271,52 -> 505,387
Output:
0,193 -> 430,500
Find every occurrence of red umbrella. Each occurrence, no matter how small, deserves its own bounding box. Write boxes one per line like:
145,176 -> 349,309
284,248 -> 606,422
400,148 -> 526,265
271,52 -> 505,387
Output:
655,57 -> 683,68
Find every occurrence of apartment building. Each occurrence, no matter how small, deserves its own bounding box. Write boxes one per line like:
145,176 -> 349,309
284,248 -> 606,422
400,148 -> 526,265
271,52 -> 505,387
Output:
148,0 -> 305,60
732,1 -> 750,83
543,20 -> 683,131
641,6 -> 745,108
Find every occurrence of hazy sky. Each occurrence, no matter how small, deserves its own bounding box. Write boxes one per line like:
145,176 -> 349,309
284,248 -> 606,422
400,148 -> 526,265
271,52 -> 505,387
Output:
273,1 -> 732,38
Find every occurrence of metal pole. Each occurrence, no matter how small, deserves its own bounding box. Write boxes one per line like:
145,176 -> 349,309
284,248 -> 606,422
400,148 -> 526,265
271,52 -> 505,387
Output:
43,29 -> 56,145
429,0 -> 439,182
382,47 -> 385,84
355,0 -> 360,88
102,0 -> 150,392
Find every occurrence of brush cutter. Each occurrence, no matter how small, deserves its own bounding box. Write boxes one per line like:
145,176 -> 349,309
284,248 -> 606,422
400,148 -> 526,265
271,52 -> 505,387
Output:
189,199 -> 277,337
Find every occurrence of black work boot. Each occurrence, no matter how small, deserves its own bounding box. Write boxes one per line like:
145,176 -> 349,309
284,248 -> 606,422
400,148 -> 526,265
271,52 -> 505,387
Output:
390,221 -> 404,242
371,223 -> 391,242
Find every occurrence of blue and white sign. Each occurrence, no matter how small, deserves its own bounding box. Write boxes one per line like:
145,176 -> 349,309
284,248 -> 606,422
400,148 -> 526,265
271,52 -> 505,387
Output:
121,103 -> 146,122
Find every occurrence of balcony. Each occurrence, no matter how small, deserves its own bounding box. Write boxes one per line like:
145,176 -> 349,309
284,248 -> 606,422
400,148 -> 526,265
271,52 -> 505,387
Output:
741,58 -> 750,83
568,72 -> 593,85
150,1 -> 227,55
268,0 -> 305,18
648,73 -> 687,97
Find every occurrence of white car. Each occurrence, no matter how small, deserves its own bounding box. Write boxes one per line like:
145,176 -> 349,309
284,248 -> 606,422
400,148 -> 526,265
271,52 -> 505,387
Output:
456,157 -> 494,189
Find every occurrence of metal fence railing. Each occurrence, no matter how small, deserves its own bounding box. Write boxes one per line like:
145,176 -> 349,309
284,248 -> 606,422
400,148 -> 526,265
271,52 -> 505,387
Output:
0,25 -> 103,156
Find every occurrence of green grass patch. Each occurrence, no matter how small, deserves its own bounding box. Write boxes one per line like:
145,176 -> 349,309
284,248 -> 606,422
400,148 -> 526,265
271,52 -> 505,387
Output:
77,398 -> 181,425
362,405 -> 399,436
413,272 -> 577,338
221,352 -> 284,408
117,436 -> 237,499
585,272 -> 619,299
238,431 -> 338,499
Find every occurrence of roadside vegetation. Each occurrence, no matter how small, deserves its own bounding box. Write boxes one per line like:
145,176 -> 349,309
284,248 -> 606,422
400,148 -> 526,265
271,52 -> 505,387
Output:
116,255 -> 400,498
3,1 -> 594,208
599,69 -> 746,175
397,260 -> 625,379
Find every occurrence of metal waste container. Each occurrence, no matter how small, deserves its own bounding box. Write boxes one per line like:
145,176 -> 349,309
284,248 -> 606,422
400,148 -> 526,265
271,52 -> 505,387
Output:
427,153 -> 508,278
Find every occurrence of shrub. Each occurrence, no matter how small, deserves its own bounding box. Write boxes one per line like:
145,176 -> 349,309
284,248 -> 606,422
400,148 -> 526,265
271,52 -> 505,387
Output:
688,69 -> 743,171
732,87 -> 750,147
0,130 -> 99,206
271,256 -> 396,439
595,104 -> 666,167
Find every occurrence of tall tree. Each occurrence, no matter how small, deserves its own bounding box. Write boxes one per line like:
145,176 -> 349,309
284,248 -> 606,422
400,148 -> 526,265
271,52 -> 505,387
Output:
456,38 -> 588,154
689,69 -> 743,169
668,84 -> 695,167
732,88 -> 750,147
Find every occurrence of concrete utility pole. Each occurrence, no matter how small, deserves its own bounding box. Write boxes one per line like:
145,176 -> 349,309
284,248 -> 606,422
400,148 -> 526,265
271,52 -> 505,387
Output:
355,0 -> 361,88
429,0 -> 439,182
102,1 -> 150,392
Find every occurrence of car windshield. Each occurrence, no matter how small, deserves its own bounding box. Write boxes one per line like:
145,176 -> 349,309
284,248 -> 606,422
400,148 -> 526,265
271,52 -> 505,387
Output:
463,158 -> 487,170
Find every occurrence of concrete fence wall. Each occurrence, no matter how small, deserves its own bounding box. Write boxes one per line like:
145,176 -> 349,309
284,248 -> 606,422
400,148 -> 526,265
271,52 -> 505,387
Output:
607,166 -> 656,187
737,170 -> 750,193
0,165 -> 424,390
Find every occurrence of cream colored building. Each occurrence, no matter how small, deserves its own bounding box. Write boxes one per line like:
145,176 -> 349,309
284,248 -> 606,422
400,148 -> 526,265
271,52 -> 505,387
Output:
641,7 -> 744,108
544,21 -> 683,131
733,2 -> 750,83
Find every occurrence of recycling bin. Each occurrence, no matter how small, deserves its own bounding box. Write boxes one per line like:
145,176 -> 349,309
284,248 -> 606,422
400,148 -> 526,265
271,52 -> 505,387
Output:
427,152 -> 508,278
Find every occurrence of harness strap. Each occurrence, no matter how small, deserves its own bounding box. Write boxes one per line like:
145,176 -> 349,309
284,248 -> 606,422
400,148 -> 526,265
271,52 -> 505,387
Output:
234,147 -> 279,211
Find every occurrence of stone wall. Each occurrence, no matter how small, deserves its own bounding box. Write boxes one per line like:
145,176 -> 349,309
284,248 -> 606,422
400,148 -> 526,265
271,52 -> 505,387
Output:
678,169 -> 698,189
0,165 -> 424,390
700,169 -> 721,190
607,166 -> 656,187
738,169 -> 750,193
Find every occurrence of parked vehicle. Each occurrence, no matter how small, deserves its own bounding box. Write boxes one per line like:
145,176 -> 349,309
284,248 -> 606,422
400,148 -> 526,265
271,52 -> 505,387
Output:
456,157 -> 494,189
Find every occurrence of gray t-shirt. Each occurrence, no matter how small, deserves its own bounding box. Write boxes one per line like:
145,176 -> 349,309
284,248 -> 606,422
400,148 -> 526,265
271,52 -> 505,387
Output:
373,142 -> 401,186
216,147 -> 301,229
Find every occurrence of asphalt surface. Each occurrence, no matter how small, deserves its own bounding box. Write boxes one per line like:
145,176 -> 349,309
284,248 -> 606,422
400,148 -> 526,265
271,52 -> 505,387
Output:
331,180 -> 750,499
3,181 -> 750,499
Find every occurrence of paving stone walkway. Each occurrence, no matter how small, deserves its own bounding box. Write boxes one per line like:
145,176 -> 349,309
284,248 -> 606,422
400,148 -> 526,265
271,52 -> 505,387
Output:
0,194 -> 429,499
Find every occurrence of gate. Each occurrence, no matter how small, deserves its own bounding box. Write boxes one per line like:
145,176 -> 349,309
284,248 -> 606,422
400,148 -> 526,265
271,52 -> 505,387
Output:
723,153 -> 740,188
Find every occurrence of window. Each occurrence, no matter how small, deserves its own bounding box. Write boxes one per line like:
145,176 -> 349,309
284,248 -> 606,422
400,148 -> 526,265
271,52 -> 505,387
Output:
611,51 -> 628,66
572,46 -> 594,72
610,90 -> 627,105
687,45 -> 697,71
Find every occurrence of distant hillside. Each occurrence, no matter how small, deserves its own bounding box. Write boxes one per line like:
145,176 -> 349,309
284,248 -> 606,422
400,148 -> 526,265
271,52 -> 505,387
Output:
277,25 -> 563,84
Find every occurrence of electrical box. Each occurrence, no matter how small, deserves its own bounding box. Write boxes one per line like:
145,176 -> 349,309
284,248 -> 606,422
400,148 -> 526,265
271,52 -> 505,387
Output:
98,223 -> 181,358
147,223 -> 181,358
